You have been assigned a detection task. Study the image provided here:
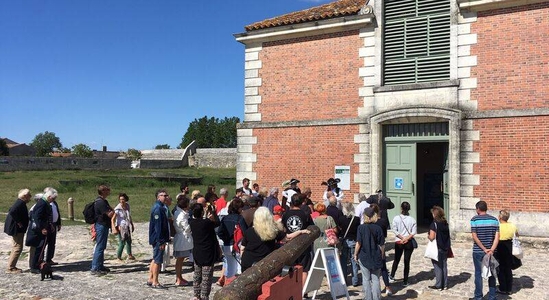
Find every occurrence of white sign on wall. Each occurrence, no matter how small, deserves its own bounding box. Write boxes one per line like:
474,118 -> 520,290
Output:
334,166 -> 350,190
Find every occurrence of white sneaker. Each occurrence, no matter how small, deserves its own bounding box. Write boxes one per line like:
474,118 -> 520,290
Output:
386,287 -> 393,296
388,276 -> 395,283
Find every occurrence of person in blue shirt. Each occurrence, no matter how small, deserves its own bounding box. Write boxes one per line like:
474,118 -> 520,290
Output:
147,189 -> 170,289
470,200 -> 499,300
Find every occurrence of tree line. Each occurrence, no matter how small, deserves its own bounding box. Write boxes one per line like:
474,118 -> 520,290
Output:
0,115 -> 239,158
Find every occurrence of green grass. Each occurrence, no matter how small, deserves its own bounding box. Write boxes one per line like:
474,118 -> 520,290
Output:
0,168 -> 236,223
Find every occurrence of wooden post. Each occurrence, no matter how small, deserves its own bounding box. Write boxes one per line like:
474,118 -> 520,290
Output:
67,197 -> 74,221
213,225 -> 320,300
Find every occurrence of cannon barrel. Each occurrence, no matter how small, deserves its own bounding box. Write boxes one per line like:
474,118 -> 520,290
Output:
214,225 -> 320,300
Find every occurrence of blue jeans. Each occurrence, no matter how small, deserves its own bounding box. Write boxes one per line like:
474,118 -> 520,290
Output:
91,223 -> 109,271
340,239 -> 360,286
358,260 -> 381,300
473,252 -> 496,300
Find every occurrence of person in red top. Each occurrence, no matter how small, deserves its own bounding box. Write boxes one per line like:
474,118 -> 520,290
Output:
215,188 -> 229,214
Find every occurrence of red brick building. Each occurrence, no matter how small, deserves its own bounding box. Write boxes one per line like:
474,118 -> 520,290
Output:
234,0 -> 549,236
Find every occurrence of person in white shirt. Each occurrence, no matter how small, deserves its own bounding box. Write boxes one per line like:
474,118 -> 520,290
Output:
44,187 -> 61,265
390,201 -> 417,286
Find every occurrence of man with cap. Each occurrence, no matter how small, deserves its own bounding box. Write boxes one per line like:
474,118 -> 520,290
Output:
322,178 -> 344,209
282,178 -> 300,208
366,189 -> 395,234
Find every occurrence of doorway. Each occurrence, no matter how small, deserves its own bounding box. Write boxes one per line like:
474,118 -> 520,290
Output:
382,123 -> 449,228
416,142 -> 448,226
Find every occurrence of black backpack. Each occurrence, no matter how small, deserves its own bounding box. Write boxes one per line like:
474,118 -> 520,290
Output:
83,201 -> 96,224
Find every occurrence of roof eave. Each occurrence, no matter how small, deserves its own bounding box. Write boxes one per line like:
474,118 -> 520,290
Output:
458,0 -> 547,11
234,13 -> 374,45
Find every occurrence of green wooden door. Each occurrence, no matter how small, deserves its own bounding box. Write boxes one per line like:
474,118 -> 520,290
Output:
442,146 -> 450,221
385,143 -> 417,224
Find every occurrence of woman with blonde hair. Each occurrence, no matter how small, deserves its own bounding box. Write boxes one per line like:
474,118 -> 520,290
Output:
354,207 -> 385,300
240,207 -> 309,272
428,206 -> 451,291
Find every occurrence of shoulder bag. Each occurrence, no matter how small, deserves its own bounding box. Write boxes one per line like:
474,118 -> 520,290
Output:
424,222 -> 439,261
400,215 -> 418,248
324,217 -> 339,247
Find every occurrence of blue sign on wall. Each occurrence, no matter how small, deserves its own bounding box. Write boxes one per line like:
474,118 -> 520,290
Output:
394,177 -> 403,190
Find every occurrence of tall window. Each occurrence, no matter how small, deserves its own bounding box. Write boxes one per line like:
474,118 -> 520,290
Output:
383,0 -> 451,85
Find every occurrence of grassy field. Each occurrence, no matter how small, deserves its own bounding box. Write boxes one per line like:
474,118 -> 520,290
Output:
0,168 -> 236,223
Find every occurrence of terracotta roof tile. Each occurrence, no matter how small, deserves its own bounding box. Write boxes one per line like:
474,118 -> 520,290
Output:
245,0 -> 369,31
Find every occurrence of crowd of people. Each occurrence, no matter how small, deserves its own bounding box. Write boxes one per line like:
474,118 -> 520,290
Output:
3,178 -> 520,300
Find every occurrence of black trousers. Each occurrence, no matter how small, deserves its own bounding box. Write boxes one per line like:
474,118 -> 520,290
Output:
496,239 -> 513,292
391,242 -> 414,283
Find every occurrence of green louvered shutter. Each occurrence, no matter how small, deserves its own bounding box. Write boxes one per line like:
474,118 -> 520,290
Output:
383,0 -> 451,85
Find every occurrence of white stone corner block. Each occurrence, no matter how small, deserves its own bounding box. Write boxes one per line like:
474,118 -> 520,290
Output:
457,23 -> 471,35
237,145 -> 253,153
460,185 -> 474,197
359,87 -> 374,97
237,136 -> 258,145
457,45 -> 471,57
461,140 -> 474,152
245,95 -> 262,105
236,171 -> 257,181
458,89 -> 471,101
237,128 -> 253,137
458,56 -> 477,68
359,66 -> 376,77
459,78 -> 477,89
460,152 -> 480,164
461,174 -> 480,186
244,87 -> 258,96
354,154 -> 368,163
244,52 -> 259,61
244,113 -> 261,122
359,47 -> 375,57
245,78 -> 262,87
238,153 -> 257,163
245,69 -> 259,79
244,60 -> 262,70
458,67 -> 471,79
236,162 -> 254,172
354,134 -> 369,144
244,104 -> 258,114
354,173 -> 369,184
461,130 -> 480,141
460,163 -> 474,174
461,197 -> 481,210
458,33 -> 478,46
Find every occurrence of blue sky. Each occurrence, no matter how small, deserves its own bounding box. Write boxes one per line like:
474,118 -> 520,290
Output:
1,0 -> 331,151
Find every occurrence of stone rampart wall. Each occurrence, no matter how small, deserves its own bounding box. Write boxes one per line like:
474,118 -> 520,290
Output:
193,148 -> 237,168
0,157 -> 130,171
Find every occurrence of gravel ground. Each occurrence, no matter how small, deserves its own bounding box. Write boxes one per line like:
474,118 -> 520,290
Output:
0,222 -> 547,300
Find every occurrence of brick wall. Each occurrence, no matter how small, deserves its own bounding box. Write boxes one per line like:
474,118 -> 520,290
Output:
252,125 -> 359,200
473,116 -> 549,212
258,31 -> 363,122
470,3 -> 549,111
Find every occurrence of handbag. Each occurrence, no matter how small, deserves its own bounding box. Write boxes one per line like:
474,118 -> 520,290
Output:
324,217 -> 339,247
512,233 -> 523,259
424,240 -> 439,261
511,255 -> 522,270
447,246 -> 454,258
400,215 -> 417,248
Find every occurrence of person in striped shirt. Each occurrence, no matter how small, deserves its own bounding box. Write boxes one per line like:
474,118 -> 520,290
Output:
470,200 -> 500,300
